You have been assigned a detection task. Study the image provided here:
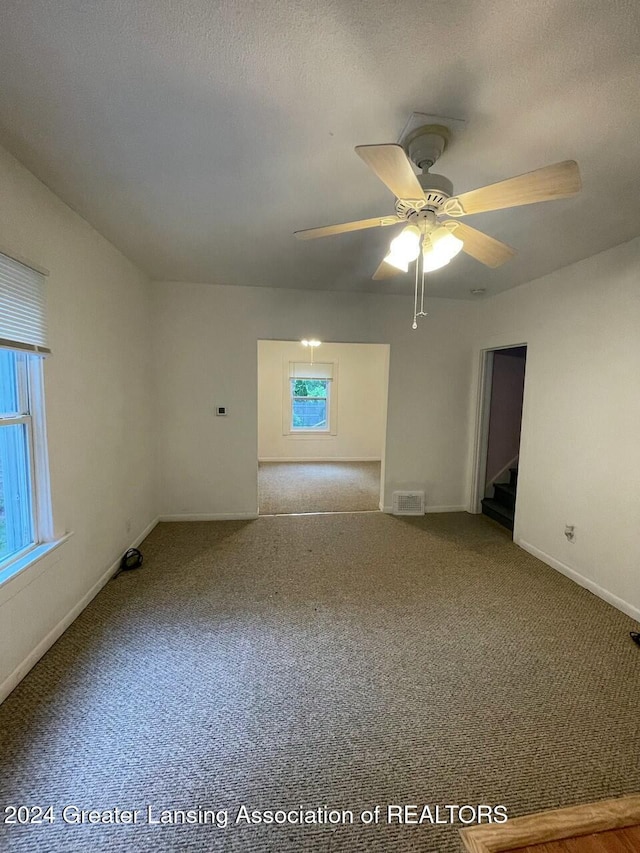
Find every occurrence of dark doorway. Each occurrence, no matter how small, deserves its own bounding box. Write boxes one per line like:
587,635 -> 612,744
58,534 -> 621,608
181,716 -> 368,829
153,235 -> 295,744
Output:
481,346 -> 527,531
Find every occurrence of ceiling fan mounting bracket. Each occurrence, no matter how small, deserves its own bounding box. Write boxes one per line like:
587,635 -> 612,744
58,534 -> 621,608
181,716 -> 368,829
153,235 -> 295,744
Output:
403,124 -> 450,171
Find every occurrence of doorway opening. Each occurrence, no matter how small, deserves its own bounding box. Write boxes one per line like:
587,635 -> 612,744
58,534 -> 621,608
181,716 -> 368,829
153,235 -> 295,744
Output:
472,345 -> 527,534
257,340 -> 390,515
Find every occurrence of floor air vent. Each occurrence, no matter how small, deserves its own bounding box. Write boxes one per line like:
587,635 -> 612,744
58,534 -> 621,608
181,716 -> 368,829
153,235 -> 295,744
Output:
392,491 -> 425,516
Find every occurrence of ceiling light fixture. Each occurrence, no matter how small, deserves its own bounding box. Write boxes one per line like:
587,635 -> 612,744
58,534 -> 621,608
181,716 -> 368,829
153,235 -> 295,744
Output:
384,225 -> 421,272
384,221 -> 465,328
429,226 -> 464,263
421,238 -> 448,273
301,338 -> 321,364
294,119 -> 581,331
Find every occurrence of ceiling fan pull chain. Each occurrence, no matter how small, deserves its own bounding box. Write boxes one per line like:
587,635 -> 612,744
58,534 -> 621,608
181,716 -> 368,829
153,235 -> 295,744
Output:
412,242 -> 429,329
419,264 -> 428,319
412,248 -> 420,329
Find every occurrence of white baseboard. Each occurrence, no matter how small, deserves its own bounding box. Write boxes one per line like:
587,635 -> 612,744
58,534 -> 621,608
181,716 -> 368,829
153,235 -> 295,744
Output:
259,457 -> 381,463
381,505 -> 467,514
0,516 -> 160,706
129,516 -> 160,548
158,512 -> 259,522
518,539 -> 640,623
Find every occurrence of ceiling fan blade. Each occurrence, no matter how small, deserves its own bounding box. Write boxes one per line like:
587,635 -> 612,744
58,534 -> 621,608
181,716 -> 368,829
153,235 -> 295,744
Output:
372,258 -> 404,280
443,160 -> 581,217
355,144 -> 426,201
294,214 -> 401,240
443,220 -> 515,268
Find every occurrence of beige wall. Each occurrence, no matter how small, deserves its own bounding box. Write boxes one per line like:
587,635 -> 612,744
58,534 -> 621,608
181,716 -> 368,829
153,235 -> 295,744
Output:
472,236 -> 640,619
257,340 -> 389,461
0,145 -> 157,699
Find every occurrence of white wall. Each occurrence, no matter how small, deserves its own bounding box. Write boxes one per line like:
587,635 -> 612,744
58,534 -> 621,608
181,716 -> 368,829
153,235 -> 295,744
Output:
257,340 -> 388,461
2,128 -> 637,709
154,282 -> 478,517
473,237 -> 640,619
0,145 -> 157,699
2,127 -> 637,708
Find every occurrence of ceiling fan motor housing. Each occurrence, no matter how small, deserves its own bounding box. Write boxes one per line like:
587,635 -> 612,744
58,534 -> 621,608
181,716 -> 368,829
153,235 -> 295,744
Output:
418,172 -> 453,208
395,172 -> 453,219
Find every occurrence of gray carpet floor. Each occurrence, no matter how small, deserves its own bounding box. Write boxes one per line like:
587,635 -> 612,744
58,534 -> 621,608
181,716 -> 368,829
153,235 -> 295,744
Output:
258,461 -> 381,514
0,513 -> 639,853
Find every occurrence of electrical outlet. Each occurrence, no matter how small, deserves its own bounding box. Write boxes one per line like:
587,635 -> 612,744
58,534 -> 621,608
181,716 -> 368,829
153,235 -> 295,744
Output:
564,524 -> 575,543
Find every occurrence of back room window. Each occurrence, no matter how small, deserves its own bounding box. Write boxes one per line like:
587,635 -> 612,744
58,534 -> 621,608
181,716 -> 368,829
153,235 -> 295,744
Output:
290,378 -> 329,431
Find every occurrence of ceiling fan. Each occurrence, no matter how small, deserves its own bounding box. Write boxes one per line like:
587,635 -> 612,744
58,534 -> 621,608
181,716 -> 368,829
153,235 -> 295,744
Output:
294,124 -> 581,324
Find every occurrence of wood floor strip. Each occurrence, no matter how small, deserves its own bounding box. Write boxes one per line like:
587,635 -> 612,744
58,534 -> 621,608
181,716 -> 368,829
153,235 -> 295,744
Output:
459,795 -> 640,852
513,824 -> 640,852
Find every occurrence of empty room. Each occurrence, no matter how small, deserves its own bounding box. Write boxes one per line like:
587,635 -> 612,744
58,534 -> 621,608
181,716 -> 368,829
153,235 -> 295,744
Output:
0,3 -> 639,853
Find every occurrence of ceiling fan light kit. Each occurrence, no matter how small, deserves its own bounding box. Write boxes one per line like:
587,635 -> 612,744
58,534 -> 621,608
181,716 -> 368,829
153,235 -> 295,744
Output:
384,225 -> 421,271
426,226 -> 464,264
294,115 -> 581,328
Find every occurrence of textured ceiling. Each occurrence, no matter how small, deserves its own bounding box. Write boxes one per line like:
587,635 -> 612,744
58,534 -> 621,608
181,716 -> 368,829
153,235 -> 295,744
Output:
1,0 -> 639,298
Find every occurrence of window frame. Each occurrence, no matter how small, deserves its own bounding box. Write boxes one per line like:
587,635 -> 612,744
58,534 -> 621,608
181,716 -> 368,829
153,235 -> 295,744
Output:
282,360 -> 338,438
0,352 -> 53,575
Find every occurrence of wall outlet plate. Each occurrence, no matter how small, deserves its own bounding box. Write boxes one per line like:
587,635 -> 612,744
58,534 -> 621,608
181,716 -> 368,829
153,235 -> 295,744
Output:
215,406 -> 227,416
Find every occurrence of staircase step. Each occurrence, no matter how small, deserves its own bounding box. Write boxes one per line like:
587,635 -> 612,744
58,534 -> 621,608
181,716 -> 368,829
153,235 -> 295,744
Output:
493,481 -> 516,510
509,467 -> 518,487
481,498 -> 514,531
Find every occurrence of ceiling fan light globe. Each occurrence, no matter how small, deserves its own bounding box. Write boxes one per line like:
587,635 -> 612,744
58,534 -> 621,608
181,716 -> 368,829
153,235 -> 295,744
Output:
421,249 -> 450,272
430,226 -> 464,260
384,252 -> 409,272
389,225 -> 421,265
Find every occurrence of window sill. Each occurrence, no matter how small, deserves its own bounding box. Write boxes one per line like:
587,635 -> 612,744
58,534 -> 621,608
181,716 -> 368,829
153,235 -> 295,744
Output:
0,533 -> 74,605
284,431 -> 336,439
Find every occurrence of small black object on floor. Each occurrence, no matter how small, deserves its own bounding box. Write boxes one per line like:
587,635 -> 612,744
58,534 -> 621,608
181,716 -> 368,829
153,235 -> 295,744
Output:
631,632 -> 640,648
482,467 -> 517,531
113,548 -> 144,579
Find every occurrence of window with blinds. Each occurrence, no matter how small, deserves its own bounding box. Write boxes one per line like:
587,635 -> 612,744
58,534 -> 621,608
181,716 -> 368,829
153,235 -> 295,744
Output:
0,251 -> 53,576
0,251 -> 50,354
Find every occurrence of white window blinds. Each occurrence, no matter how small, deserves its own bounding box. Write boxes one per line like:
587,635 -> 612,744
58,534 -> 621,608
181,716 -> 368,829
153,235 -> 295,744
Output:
290,361 -> 334,379
0,252 -> 49,354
